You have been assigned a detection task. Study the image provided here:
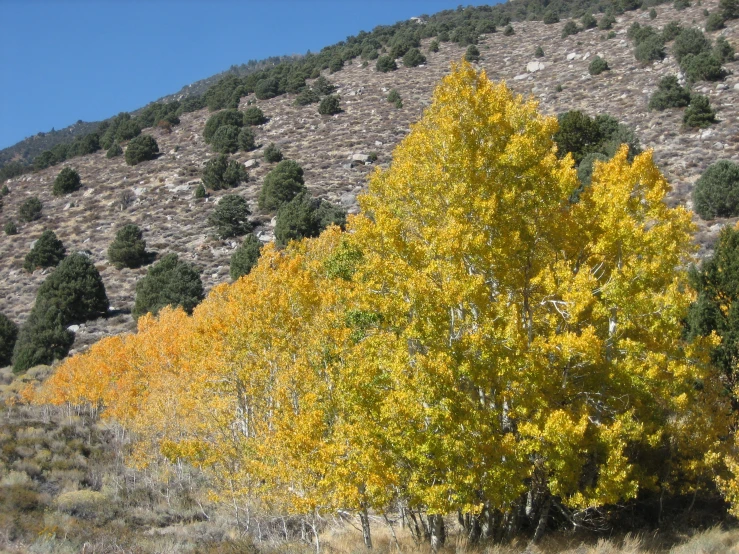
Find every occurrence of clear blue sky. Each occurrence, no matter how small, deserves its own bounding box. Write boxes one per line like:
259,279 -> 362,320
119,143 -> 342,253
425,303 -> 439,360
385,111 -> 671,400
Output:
0,0 -> 498,150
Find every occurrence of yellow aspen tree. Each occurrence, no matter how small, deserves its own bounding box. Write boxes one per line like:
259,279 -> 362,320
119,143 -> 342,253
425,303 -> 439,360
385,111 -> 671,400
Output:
344,61 -> 729,545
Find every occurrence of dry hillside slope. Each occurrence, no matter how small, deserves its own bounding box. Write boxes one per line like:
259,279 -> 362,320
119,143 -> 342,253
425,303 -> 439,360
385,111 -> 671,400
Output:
1,0 -> 737,355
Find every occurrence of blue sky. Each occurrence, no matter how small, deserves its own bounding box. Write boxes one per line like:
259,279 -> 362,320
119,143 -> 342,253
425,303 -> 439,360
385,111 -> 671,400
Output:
0,0 -> 497,150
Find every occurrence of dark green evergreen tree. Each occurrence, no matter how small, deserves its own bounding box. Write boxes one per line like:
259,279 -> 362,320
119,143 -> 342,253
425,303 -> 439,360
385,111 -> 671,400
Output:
258,160 -> 306,211
24,230 -> 66,272
230,234 -> 262,280
208,194 -> 252,238
202,155 -> 249,190
53,167 -> 81,196
125,135 -> 159,166
108,224 -> 148,269
133,253 -> 204,319
0,313 -> 18,368
18,197 -> 42,223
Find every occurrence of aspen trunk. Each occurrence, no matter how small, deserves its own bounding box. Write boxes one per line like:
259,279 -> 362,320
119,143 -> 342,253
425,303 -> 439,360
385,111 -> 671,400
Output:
359,507 -> 373,549
429,514 -> 446,551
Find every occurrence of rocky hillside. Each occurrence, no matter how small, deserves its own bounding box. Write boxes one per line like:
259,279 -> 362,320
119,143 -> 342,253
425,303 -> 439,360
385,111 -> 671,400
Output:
1,0 -> 737,356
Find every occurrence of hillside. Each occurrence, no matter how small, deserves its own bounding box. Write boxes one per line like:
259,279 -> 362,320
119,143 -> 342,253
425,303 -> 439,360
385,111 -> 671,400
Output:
1,0 -> 738,358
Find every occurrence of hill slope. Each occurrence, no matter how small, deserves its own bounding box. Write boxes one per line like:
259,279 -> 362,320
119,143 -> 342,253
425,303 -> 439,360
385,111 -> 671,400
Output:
1,0 -> 738,356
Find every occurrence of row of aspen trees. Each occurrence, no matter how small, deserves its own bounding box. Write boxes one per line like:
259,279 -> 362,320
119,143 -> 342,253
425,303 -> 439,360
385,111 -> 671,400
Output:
33,63 -> 738,549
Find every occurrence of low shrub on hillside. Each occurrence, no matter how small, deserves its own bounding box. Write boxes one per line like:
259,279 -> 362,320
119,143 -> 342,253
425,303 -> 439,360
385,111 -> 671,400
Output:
649,75 -> 691,110
581,12 -> 597,29
53,167 -> 82,196
4,220 -> 17,235
295,88 -> 320,106
108,224 -> 148,269
673,28 -> 712,63
588,56 -> 609,75
238,127 -> 257,152
106,142 -> 122,158
274,192 -> 346,247
714,36 -> 735,62
706,12 -> 726,31
684,94 -> 718,128
318,95 -> 341,115
208,194 -> 252,239
402,48 -> 426,67
210,125 -> 241,154
264,143 -> 283,163
465,45 -> 481,62
124,135 -> 158,166
204,110 -> 244,143
312,76 -> 336,95
18,197 -> 42,223
693,160 -> 739,219
376,56 -> 398,72
24,230 -> 66,272
562,21 -> 580,38
543,9 -> 559,23
681,52 -> 726,82
554,111 -> 641,165
133,253 -> 203,319
243,106 -> 267,125
387,89 -> 402,109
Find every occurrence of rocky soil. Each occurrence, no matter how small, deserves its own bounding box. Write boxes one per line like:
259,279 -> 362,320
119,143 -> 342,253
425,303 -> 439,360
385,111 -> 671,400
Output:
1,0 -> 737,354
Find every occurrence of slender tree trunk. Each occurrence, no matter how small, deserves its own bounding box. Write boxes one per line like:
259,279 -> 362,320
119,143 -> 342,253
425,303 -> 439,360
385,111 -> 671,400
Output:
531,496 -> 551,544
467,513 -> 482,544
359,507 -> 373,549
429,514 -> 446,552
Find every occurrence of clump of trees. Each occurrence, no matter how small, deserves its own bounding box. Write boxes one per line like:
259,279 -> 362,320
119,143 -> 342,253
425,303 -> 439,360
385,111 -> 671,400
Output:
132,253 -> 203,319
39,63 -> 739,552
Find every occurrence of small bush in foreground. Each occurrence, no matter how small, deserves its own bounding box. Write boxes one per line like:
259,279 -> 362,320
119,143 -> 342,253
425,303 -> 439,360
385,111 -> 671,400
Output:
264,143 -> 283,163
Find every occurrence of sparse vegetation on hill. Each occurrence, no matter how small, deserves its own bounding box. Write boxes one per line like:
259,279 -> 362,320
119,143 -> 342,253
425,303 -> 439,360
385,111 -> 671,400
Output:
684,93 -> 718,127
274,191 -> 345,247
648,75 -> 691,110
318,94 -> 341,115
